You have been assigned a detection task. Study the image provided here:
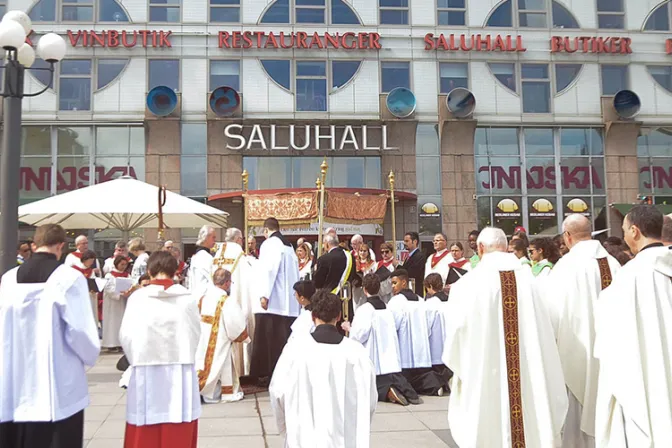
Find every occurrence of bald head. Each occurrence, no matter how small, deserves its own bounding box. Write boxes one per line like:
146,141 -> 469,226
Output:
562,214 -> 592,249
663,215 -> 672,246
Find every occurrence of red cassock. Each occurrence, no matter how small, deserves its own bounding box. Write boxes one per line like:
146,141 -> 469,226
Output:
124,421 -> 198,448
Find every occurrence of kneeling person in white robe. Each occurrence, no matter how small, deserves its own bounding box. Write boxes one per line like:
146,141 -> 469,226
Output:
443,227 -> 568,448
270,290 -> 377,447
196,268 -> 248,403
594,205 -> 672,448
288,280 -> 316,342
344,274 -> 419,406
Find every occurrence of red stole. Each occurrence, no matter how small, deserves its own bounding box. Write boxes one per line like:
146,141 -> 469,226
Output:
149,279 -> 174,290
110,270 -> 129,278
359,260 -> 375,273
70,251 -> 82,259
431,250 -> 450,268
176,261 -> 186,275
72,264 -> 93,278
377,259 -> 394,270
298,258 -> 310,271
449,258 -> 469,269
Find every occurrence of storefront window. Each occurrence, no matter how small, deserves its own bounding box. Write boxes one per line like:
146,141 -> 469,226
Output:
475,127 -> 607,235
638,129 -> 672,199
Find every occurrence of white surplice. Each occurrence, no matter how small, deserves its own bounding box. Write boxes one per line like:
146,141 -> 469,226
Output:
257,236 -> 301,318
188,249 -> 213,297
298,258 -> 313,280
269,333 -> 377,448
288,307 -> 315,342
195,286 -> 247,403
546,240 -> 620,448
387,293 -> 431,369
348,302 -> 402,375
443,252 -> 568,448
64,251 -> 83,268
212,241 -> 257,376
424,249 -> 455,284
594,246 -> 672,448
120,284 -> 201,426
102,271 -> 128,348
424,297 -> 447,366
0,265 -> 100,423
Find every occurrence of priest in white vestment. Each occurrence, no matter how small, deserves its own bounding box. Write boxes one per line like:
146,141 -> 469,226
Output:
212,228 -> 257,377
270,290 -> 377,447
546,215 -> 620,448
0,224 -> 100,448
594,205 -> 672,448
250,218 -> 301,385
64,234 -> 90,268
424,233 -> 454,285
443,227 -> 568,448
187,225 -> 217,297
120,251 -> 201,448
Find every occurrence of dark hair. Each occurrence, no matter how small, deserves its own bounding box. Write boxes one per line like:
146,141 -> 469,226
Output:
511,238 -> 528,254
80,250 -> 97,263
512,232 -> 530,247
605,236 -> 625,247
423,273 -> 443,292
147,250 -> 178,278
115,241 -> 127,250
213,268 -> 232,286
362,274 -> 380,295
626,205 -> 663,239
263,217 -> 280,232
293,280 -> 316,301
17,241 -> 31,251
468,230 -> 480,239
33,224 -> 66,248
553,234 -> 564,244
450,242 -> 464,251
530,237 -> 561,264
390,268 -> 409,283
404,232 -> 419,244
138,274 -> 151,285
310,290 -> 342,323
380,242 -> 394,253
113,255 -> 128,269
604,244 -> 632,266
663,216 -> 672,243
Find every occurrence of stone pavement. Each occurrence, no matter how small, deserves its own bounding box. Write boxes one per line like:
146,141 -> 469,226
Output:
85,353 -> 459,447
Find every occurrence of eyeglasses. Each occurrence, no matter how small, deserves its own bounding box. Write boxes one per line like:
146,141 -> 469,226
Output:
381,250 -> 391,254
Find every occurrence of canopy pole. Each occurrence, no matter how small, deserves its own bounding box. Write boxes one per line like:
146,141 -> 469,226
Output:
157,186 -> 167,245
389,171 -> 396,258
242,170 -> 249,254
317,158 -> 328,258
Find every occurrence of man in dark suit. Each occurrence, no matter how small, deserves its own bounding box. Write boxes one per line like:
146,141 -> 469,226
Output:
314,234 -> 356,291
402,231 -> 425,295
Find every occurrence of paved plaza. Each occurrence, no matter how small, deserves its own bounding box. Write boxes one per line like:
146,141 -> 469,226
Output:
85,353 -> 459,447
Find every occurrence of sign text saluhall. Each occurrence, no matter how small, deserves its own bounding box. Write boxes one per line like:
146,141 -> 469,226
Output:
424,33 -> 527,52
224,124 -> 396,151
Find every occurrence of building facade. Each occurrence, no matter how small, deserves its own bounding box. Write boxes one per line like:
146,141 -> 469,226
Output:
13,0 -> 672,253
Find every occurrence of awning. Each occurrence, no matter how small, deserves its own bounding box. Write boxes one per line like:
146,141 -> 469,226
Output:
610,203 -> 672,216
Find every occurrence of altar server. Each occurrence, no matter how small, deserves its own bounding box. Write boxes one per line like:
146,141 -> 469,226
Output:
120,251 -> 201,448
212,228 -> 257,377
102,255 -> 132,351
424,233 -> 454,284
188,225 -> 217,297
0,224 -> 100,448
250,218 -> 301,385
423,273 -> 451,393
103,241 -> 129,275
288,280 -> 316,341
545,215 -> 620,448
270,290 -> 377,447
196,268 -> 248,404
344,274 -> 419,406
594,205 -> 672,448
443,227 -> 568,448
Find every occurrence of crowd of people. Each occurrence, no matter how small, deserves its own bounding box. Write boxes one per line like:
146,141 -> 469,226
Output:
0,207 -> 671,447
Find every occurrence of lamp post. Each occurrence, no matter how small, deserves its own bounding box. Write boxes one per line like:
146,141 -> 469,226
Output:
316,158 -> 328,258
0,12 -> 66,275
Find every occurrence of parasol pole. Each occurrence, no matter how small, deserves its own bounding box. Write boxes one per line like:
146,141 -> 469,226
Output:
317,158 -> 328,258
242,170 -> 249,254
157,185 -> 167,245
388,171 -> 396,257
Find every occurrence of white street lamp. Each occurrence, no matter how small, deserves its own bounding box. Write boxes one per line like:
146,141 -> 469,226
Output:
37,32 -> 67,63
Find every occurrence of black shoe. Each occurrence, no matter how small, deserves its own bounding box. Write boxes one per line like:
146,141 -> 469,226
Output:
408,396 -> 423,405
387,387 -> 409,406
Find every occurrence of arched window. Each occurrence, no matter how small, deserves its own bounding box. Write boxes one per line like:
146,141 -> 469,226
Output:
648,66 -> 672,93
486,0 -> 579,28
29,0 -> 130,22
643,1 -> 671,31
260,0 -> 361,24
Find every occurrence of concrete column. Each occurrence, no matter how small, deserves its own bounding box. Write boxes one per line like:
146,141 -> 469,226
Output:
207,121 -> 244,196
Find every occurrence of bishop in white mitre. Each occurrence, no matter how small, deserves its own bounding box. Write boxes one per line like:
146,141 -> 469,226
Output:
188,225 -> 217,297
212,228 -> 257,377
0,224 -> 100,448
424,233 -> 454,285
195,268 -> 248,403
546,215 -> 620,448
443,227 -> 568,448
594,205 -> 672,448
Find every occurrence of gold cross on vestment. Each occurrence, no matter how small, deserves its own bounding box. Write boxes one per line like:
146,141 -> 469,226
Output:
509,368 -> 520,382
504,295 -> 516,309
506,332 -> 518,346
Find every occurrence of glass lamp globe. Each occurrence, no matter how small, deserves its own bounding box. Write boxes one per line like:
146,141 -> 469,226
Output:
17,43 -> 35,67
37,32 -> 66,62
2,11 -> 32,36
0,19 -> 25,51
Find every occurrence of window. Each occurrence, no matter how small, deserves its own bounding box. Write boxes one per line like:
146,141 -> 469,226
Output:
381,61 -> 410,93
260,0 -> 361,24
0,1 -> 6,17
379,0 -> 408,25
597,0 -> 624,29
100,0 -> 129,21
644,2 -> 670,31
150,0 -> 180,22
648,66 -> 672,93
181,123 -> 207,197
149,59 -> 179,91
209,60 -> 240,91
522,64 -> 550,113
59,60 -> 91,111
486,0 -> 578,28
97,59 -> 127,89
261,60 -> 292,90
437,0 -> 465,26
296,0 -> 325,23
555,64 -> 581,93
62,0 -> 93,21
28,0 -> 129,22
638,129 -> 672,201
440,63 -> 468,93
296,61 -> 327,112
33,58 -> 128,93
601,64 -> 628,95
332,61 -> 361,90
490,63 -> 516,93
210,0 -> 239,22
